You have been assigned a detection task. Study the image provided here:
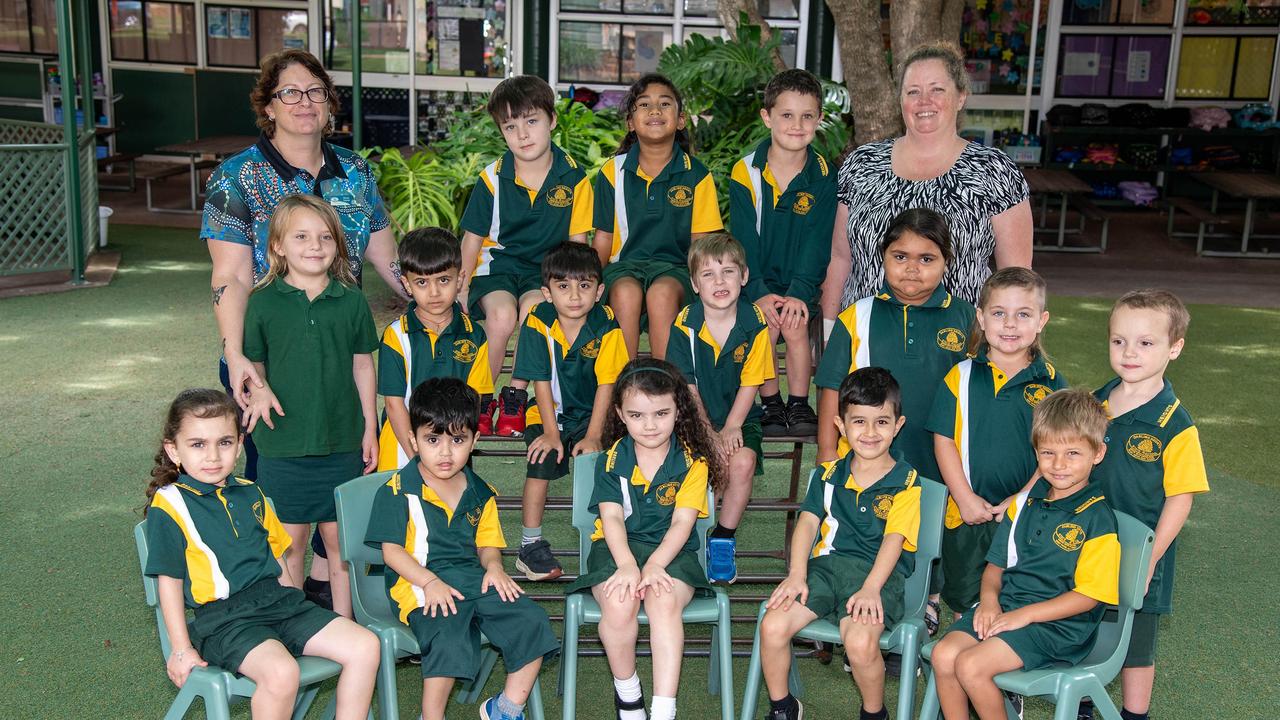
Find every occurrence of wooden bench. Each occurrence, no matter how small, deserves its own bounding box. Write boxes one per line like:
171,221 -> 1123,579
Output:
1165,195 -> 1233,254
97,152 -> 141,192
140,160 -> 216,213
1026,168 -> 1106,253
1072,195 -> 1110,252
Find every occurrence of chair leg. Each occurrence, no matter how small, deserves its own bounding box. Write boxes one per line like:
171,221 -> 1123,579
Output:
716,592 -> 735,720
739,604 -> 768,720
527,676 -> 546,720
561,597 -> 581,720
294,683 -> 324,720
917,664 -> 942,720
162,682 -> 204,720
375,634 -> 400,720
201,675 -> 233,720
894,624 -> 920,720
709,624 -> 721,697
458,647 -> 499,704
1052,680 -> 1090,720
1087,683 -> 1123,720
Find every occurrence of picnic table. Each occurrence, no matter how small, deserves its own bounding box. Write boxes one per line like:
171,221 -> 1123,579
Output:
1024,168 -> 1108,252
1192,172 -> 1280,258
149,135 -> 257,213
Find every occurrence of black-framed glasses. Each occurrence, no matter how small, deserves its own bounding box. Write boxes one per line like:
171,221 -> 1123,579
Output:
272,87 -> 329,105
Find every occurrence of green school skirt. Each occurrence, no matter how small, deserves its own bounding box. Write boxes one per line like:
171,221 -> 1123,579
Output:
256,450 -> 364,523
564,539 -> 712,596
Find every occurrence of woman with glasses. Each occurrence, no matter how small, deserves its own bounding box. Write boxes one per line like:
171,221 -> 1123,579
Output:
200,49 -> 402,609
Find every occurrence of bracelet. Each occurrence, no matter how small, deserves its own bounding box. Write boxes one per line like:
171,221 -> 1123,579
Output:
423,577 -> 439,589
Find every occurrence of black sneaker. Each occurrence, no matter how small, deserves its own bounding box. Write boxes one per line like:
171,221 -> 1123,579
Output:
1076,701 -> 1095,720
1006,691 -> 1024,719
761,401 -> 788,437
303,577 -> 333,611
785,401 -> 819,436
765,698 -> 804,720
614,690 -> 645,720
516,539 -> 564,581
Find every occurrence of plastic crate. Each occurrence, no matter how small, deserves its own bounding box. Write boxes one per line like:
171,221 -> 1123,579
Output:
1002,145 -> 1043,165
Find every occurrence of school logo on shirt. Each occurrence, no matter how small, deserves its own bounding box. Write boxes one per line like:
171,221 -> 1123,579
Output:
667,185 -> 694,208
655,482 -> 680,506
466,507 -> 483,527
580,338 -> 600,358
936,328 -> 966,352
1024,384 -> 1052,406
873,494 -> 894,520
1053,522 -> 1086,552
453,339 -> 478,363
1126,433 -> 1163,462
792,192 -> 814,216
252,500 -> 265,524
546,185 -> 573,208
733,343 -> 748,363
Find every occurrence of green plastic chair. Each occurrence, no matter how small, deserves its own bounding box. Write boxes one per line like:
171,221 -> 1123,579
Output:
334,471 -> 546,720
915,510 -> 1155,720
737,470 -> 947,720
559,452 -> 735,720
133,521 -> 345,720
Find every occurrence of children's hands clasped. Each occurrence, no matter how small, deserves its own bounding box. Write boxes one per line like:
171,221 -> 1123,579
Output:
166,646 -> 208,688
481,568 -> 526,603
766,573 -> 809,611
421,577 -> 466,617
845,586 -> 885,625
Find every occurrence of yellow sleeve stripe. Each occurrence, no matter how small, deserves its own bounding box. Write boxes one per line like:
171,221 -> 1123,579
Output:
1073,532 -> 1120,605
838,305 -> 861,371
475,497 -> 506,548
258,488 -> 292,558
690,173 -> 724,233
730,159 -> 755,208
943,365 -> 963,448
569,175 -> 595,236
741,327 -> 775,386
595,326 -> 630,385
381,322 -> 406,359
599,158 -> 617,188
1163,426 -> 1210,496
884,484 -> 922,552
468,341 -> 495,395
674,460 -> 710,518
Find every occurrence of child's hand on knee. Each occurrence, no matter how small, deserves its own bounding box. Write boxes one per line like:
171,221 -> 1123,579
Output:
845,586 -> 884,625
973,601 -> 1003,639
422,578 -> 465,617
985,607 -> 1032,638
527,432 -> 564,464
768,573 -> 809,610
481,568 -> 525,602
756,294 -> 785,327
639,562 -> 674,598
779,297 -> 808,330
574,435 -> 603,456
166,646 -> 207,688
718,425 -> 743,454
604,563 -> 641,600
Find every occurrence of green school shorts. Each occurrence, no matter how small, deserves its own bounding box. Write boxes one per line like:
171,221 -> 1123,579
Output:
191,578 -> 339,673
467,270 -> 544,320
602,260 -> 694,303
524,422 -> 588,480
940,520 -> 1001,612
256,450 -> 364,523
406,591 -> 559,680
564,539 -> 711,596
804,554 -> 906,627
947,604 -> 1098,671
1118,609 -> 1160,667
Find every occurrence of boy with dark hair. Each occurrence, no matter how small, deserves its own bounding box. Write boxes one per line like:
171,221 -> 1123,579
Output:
460,75 -> 595,438
512,242 -> 629,580
377,228 -> 493,471
730,68 -> 836,437
757,367 -> 922,720
367,377 -> 559,720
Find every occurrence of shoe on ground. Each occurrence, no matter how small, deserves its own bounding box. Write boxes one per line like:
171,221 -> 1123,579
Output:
1076,701 -> 1095,720
515,539 -> 564,581
480,695 -> 524,720
614,690 -> 645,719
478,398 -> 497,436
765,698 -> 804,720
302,578 -> 333,611
785,401 -> 819,437
924,599 -> 941,637
761,401 -> 788,437
496,386 -> 527,437
706,535 -> 738,584
1006,691 -> 1024,719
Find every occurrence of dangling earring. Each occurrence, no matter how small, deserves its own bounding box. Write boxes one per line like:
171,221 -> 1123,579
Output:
174,458 -> 182,471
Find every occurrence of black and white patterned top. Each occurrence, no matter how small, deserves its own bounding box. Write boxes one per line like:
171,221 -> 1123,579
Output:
836,139 -> 1029,306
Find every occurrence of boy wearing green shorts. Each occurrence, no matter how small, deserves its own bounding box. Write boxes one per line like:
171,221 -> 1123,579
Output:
460,75 -> 594,437
730,68 -> 836,437
667,234 -> 774,583
367,377 -> 559,720
513,242 -> 629,580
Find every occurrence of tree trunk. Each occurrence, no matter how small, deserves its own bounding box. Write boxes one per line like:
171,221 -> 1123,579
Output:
889,0 -> 966,79
827,0 -> 901,145
717,0 -> 788,71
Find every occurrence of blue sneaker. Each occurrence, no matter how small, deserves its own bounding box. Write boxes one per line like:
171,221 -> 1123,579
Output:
706,535 -> 738,584
480,695 -> 524,720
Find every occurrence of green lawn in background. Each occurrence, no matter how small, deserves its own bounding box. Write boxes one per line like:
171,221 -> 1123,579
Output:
0,225 -> 1276,718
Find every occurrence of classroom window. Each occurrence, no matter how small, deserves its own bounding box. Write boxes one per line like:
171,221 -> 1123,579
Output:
206,6 -> 308,68
28,0 -> 56,53
0,0 -> 33,53
108,0 -> 195,63
558,21 -> 676,84
683,0 -> 799,19
1060,0 -> 1175,25
1185,0 -> 1279,26
323,0 -> 505,76
1175,35 -> 1276,99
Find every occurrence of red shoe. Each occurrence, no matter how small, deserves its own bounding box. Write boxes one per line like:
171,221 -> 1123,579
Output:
477,398 -> 497,436
495,386 -> 527,437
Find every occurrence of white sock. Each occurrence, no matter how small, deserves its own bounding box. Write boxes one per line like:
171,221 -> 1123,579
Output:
614,673 -> 645,720
650,695 -> 676,720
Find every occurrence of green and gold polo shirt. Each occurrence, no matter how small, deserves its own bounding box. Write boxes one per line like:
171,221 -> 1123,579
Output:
802,456 -> 922,579
593,142 -> 723,266
243,277 -> 379,457
988,479 -> 1120,631
667,298 -> 774,429
1093,377 -> 1208,614
589,436 -> 710,552
514,301 -> 629,434
926,352 -> 1068,517
144,475 -> 292,608
815,283 -> 975,478
729,137 -> 837,305
364,461 -> 506,624
460,144 -> 594,278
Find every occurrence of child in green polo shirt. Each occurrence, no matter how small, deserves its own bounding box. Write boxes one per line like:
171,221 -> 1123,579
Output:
757,368 -> 922,720
931,389 -> 1120,720
731,68 -> 836,438
926,267 -> 1067,623
562,358 -> 727,720
242,194 -> 380,620
667,233 -> 775,584
377,227 -> 494,472
366,378 -> 560,720
460,75 -> 595,438
144,389 -> 379,718
513,242 -> 630,581
591,73 -> 724,360
1076,289 -> 1208,720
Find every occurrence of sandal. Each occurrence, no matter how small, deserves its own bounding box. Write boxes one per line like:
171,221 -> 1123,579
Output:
925,599 -> 941,637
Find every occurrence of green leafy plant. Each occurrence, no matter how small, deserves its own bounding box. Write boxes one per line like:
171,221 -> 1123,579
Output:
359,146 -> 482,235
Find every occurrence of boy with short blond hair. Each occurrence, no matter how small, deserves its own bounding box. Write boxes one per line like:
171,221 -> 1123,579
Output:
730,68 -> 836,437
460,75 -> 594,437
666,233 -> 775,583
1078,289 -> 1207,720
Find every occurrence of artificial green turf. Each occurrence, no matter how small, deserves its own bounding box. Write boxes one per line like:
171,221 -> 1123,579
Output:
1,225 -> 1277,718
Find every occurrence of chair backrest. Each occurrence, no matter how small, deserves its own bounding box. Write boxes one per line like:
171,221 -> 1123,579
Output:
333,471 -> 399,627
134,521 -> 176,661
571,451 -> 716,573
1079,510 -> 1155,668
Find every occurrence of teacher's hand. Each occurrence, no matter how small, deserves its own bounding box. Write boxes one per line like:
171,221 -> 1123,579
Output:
225,352 -> 265,410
